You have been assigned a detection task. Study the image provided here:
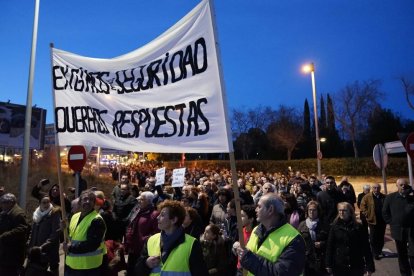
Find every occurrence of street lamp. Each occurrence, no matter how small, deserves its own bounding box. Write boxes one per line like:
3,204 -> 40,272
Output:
302,62 -> 321,179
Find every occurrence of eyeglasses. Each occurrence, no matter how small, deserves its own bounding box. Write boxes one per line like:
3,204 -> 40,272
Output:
325,181 -> 334,184
338,209 -> 348,212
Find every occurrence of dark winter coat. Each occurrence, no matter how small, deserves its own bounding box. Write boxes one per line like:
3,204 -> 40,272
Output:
298,219 -> 330,275
124,205 -> 159,254
28,207 -> 61,268
325,219 -> 375,274
382,191 -> 414,241
0,204 -> 29,268
200,234 -> 226,276
316,188 -> 344,225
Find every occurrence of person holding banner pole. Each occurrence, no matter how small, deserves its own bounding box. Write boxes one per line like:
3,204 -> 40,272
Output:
234,193 -> 305,275
63,190 -> 107,276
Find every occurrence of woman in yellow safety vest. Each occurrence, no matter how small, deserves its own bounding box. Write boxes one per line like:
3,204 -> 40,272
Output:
135,200 -> 208,276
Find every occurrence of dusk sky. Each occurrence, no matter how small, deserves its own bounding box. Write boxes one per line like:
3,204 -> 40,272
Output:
1,0 -> 413,124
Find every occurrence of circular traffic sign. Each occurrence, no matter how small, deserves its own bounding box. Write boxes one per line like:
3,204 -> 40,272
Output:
405,132 -> 414,160
68,145 -> 87,172
373,144 -> 388,169
317,151 -> 323,160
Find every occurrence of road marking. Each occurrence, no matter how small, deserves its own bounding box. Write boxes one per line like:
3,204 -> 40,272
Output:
69,154 -> 84,160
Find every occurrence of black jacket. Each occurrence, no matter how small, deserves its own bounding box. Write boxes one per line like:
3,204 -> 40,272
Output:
326,219 -> 375,273
316,188 -> 344,225
298,219 -> 330,273
0,204 -> 29,268
28,207 -> 61,266
382,191 -> 414,241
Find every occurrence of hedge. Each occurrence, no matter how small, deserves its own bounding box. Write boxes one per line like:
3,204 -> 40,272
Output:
164,157 -> 410,177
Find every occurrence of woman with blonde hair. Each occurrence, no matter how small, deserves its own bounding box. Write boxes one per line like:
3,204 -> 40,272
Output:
325,202 -> 375,276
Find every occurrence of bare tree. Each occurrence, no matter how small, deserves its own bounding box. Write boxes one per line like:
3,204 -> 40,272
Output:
267,105 -> 303,160
231,106 -> 277,159
334,80 -> 383,158
400,77 -> 414,110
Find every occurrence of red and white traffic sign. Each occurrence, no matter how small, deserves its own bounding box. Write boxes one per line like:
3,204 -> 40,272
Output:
68,145 -> 87,172
317,151 -> 323,160
405,132 -> 414,160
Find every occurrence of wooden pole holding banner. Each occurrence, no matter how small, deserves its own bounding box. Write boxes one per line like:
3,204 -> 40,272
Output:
49,43 -> 68,243
19,0 -> 40,209
208,0 -> 245,250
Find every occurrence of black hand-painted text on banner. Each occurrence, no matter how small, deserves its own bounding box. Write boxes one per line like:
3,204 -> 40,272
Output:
55,97 -> 210,138
53,38 -> 207,95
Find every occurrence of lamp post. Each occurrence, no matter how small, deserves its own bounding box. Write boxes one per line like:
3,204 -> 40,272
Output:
302,63 -> 321,179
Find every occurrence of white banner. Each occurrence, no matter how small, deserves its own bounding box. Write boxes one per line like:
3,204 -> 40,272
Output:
155,167 -> 166,186
172,168 -> 186,187
51,0 -> 232,153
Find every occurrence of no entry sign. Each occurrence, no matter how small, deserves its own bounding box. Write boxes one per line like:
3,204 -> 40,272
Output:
68,145 -> 87,172
405,133 -> 414,160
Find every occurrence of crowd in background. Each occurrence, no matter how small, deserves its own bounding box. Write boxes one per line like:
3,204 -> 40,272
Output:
0,162 -> 413,275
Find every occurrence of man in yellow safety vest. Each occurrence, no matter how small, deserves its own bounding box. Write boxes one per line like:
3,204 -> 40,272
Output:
63,190 -> 107,276
234,193 -> 305,275
135,199 -> 208,276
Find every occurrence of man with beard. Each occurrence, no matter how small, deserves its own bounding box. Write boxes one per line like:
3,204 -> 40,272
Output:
316,176 -> 344,225
113,184 -> 137,241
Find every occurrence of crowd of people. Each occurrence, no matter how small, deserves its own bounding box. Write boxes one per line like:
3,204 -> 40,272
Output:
0,164 -> 413,276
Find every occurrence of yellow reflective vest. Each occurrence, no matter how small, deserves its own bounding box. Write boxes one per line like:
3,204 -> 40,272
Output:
66,210 -> 107,270
245,223 -> 300,276
147,232 -> 195,276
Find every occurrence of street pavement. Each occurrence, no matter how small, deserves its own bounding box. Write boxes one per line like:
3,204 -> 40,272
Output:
371,225 -> 400,276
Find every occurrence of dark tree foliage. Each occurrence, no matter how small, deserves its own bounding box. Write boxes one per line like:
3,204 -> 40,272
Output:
323,93 -> 343,157
319,94 -> 327,133
327,94 -> 336,130
366,106 -> 403,149
267,105 -> 303,161
234,128 -> 275,160
296,99 -> 314,158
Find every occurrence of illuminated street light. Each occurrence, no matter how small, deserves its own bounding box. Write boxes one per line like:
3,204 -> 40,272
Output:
302,62 -> 321,179
320,137 -> 327,143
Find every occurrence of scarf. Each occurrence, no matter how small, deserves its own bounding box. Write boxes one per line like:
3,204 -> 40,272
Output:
306,217 -> 319,241
32,204 -> 53,223
160,227 -> 185,262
